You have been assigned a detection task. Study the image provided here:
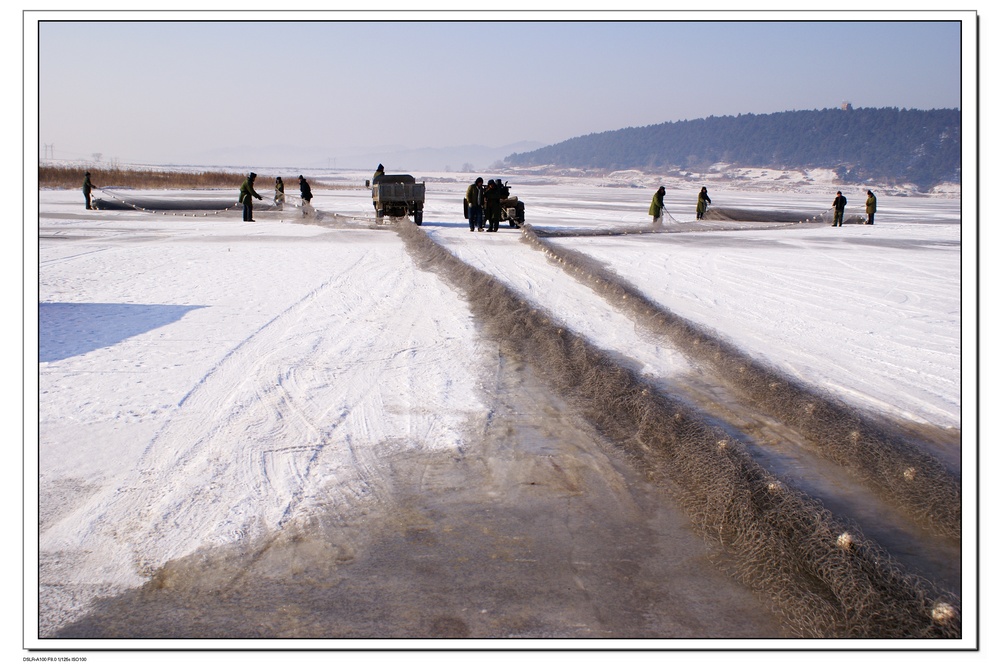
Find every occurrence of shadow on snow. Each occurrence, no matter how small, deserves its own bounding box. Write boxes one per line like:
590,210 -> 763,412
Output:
39,302 -> 206,362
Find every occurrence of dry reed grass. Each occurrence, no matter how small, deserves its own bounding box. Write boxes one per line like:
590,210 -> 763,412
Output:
38,165 -> 361,190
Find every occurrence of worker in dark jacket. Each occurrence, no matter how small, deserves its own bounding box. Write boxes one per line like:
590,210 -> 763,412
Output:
299,175 -> 313,217
696,187 -> 711,220
371,165 -> 385,212
82,171 -> 95,210
832,191 -> 847,227
865,190 -> 877,225
238,172 -> 262,222
465,177 -> 485,232
484,179 -> 503,232
298,175 -> 312,203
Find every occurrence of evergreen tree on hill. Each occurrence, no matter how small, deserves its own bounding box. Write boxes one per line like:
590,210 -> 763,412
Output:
504,107 -> 960,191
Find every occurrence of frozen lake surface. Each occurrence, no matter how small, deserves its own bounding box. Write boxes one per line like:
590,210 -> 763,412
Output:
32,173 -> 967,646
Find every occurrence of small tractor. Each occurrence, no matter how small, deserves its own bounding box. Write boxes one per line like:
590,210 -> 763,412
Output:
497,180 -> 526,228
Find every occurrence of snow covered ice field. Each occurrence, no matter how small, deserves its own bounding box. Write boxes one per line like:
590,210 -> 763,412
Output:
31,172 -> 969,645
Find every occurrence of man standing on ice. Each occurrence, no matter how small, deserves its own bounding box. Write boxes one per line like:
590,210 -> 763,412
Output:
299,175 -> 313,216
832,190 -> 847,227
465,177 -> 485,232
371,164 -> 384,214
82,171 -> 95,210
238,172 -> 262,222
865,190 -> 877,225
274,177 -> 285,211
484,179 -> 503,232
696,186 -> 711,220
649,186 -> 666,225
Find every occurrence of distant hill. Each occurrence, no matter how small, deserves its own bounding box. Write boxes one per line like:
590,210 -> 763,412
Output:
503,107 -> 960,191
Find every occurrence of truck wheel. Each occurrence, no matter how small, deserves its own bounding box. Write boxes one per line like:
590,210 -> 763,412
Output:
414,211 -> 423,226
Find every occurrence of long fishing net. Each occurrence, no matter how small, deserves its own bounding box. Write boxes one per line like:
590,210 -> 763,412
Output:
532,205 -> 834,238
395,222 -> 960,639
519,225 -> 961,541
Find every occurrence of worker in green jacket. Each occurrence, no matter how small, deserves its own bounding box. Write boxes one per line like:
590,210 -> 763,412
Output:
649,186 -> 666,224
238,172 -> 262,222
865,190 -> 877,225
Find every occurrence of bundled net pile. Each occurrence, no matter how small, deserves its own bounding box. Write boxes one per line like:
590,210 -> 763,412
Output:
530,206 -> 829,239
92,189 -> 291,213
817,209 -> 869,225
705,207 -> 821,223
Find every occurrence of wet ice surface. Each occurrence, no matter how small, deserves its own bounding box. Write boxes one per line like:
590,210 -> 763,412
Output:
667,371 -> 962,599
52,358 -> 785,639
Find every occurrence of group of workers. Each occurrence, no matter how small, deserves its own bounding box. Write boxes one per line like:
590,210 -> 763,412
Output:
831,190 -> 878,226
649,185 -> 712,225
239,172 -> 312,221
464,177 -> 511,232
651,185 -> 877,226
81,169 -> 878,228
80,170 -> 312,221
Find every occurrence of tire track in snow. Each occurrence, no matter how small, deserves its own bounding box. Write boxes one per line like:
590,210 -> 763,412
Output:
39,246 -> 120,268
41,270 -> 349,586
40,242 -> 486,590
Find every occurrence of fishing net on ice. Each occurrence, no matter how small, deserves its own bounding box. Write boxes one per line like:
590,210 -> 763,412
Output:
395,221 -> 961,639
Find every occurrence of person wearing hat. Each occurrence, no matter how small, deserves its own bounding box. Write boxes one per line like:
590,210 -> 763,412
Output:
465,177 -> 485,232
649,186 -> 666,225
298,175 -> 313,203
865,190 -> 877,225
298,175 -> 313,216
238,172 -> 262,222
483,179 -> 504,232
696,186 -> 711,220
832,190 -> 847,227
82,171 -> 96,210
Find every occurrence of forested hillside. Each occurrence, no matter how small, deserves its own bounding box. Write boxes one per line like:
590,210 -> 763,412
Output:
504,107 -> 960,191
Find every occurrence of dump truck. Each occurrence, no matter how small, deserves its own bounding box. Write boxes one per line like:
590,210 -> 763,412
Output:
372,174 -> 426,225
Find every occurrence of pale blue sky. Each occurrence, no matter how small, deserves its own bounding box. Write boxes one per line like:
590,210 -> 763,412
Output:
36,16 -> 965,166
